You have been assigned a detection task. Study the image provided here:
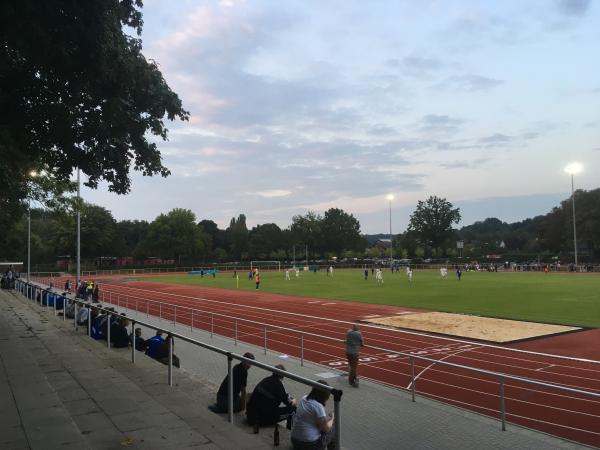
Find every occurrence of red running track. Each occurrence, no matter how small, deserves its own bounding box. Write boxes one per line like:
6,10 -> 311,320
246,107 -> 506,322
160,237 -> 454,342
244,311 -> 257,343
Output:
42,275 -> 600,447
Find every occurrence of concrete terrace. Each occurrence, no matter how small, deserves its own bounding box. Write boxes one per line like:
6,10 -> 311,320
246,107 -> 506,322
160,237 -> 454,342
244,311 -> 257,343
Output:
0,286 -> 589,450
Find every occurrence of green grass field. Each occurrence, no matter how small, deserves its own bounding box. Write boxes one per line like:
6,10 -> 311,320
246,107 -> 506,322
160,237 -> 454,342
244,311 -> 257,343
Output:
147,269 -> 600,328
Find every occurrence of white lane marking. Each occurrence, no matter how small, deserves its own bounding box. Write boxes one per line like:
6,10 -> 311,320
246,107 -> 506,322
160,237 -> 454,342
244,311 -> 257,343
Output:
407,347 -> 479,390
536,364 -> 556,372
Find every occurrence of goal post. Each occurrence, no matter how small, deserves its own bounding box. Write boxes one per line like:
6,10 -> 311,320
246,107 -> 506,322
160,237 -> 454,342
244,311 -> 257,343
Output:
250,261 -> 281,272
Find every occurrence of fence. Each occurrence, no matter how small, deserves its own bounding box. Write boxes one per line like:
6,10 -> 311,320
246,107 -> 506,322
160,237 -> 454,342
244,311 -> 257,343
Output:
14,279 -> 344,449
21,277 -> 600,447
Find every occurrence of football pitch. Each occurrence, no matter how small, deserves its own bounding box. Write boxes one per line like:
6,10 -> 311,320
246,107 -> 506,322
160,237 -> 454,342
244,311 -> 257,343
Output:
147,269 -> 600,328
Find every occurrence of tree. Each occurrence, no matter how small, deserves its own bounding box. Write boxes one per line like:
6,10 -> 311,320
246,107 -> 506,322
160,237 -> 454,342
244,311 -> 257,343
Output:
290,211 -> 322,258
143,209 -> 207,263
408,196 -> 461,252
320,208 -> 362,257
199,219 -> 226,255
0,0 -> 188,223
226,215 -> 249,260
248,223 -> 283,259
115,220 -> 149,257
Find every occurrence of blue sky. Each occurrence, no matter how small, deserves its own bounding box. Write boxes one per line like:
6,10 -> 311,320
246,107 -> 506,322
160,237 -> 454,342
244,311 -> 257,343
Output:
82,0 -> 599,233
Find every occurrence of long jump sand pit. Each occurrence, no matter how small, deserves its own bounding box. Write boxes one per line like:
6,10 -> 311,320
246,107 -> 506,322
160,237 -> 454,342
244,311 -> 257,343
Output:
365,312 -> 581,343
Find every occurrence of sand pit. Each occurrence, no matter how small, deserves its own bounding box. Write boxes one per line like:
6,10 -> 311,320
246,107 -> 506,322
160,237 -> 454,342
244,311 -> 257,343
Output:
365,312 -> 581,343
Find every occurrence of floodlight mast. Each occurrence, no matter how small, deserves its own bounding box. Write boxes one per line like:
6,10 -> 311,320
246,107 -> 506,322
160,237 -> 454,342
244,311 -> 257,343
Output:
76,168 -> 81,288
387,194 -> 394,269
564,163 -> 583,267
27,170 -> 38,282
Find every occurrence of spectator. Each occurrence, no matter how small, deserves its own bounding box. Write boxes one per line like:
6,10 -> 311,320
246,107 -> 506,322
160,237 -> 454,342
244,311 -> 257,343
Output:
345,324 -> 364,388
110,316 -> 130,348
131,328 -> 147,352
156,333 -> 180,368
291,380 -> 335,450
64,299 -> 76,319
246,364 -> 296,427
91,308 -> 107,340
76,301 -> 90,326
92,284 -> 99,302
64,279 -> 71,293
211,352 -> 255,413
86,281 -> 94,301
145,330 -> 165,359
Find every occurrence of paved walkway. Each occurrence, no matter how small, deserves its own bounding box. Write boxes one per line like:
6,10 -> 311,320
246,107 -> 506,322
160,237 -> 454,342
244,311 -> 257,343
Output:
0,289 -> 272,450
1,286 -> 590,449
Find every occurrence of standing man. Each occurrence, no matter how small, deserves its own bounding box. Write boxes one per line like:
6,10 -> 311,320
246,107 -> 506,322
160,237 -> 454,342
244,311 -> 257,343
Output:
255,273 -> 261,290
345,324 -> 364,388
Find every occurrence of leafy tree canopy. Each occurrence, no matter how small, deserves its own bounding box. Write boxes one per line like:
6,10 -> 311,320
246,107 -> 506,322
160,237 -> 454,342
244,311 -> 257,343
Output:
408,196 -> 461,252
0,0 -> 188,224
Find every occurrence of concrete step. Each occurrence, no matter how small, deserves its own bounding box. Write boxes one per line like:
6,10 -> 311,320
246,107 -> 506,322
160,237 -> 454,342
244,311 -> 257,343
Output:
0,290 -> 276,450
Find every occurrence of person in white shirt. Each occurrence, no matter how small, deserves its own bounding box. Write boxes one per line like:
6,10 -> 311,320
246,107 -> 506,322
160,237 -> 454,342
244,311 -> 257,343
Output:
291,381 -> 335,450
407,269 -> 413,282
440,267 -> 448,279
285,269 -> 291,280
375,269 -> 383,284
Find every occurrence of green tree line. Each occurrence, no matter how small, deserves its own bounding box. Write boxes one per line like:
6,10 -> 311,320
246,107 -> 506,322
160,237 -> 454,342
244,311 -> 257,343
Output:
1,189 -> 598,267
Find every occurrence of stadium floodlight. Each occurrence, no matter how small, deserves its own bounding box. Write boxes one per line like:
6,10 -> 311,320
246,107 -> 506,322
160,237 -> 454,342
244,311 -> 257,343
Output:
27,170 -> 39,282
564,162 -> 583,267
77,168 -> 81,288
386,194 -> 394,268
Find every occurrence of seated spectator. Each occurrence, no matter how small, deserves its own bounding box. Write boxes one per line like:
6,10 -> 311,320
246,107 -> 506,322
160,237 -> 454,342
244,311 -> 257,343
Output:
91,309 -> 107,340
211,352 -> 255,413
110,316 -> 130,348
246,364 -> 296,427
100,308 -> 117,339
155,333 -> 180,368
65,299 -> 76,319
145,330 -> 165,359
291,381 -> 335,450
131,328 -> 147,352
76,302 -> 90,326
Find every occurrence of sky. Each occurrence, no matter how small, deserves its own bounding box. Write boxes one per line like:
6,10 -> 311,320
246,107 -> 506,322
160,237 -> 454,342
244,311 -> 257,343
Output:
82,0 -> 600,234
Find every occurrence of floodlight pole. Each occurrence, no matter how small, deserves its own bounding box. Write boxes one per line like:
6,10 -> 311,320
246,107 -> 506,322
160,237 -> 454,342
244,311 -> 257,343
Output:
27,196 -> 31,282
389,198 -> 393,269
570,173 -> 578,267
76,168 -> 81,287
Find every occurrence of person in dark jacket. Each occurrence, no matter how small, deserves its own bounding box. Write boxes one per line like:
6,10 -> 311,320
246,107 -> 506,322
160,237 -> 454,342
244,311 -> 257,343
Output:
131,328 -> 147,352
246,364 -> 296,426
111,317 -> 130,348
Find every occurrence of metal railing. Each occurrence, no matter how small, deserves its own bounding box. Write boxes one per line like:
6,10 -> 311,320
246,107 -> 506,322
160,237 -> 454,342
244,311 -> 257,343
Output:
15,280 -> 344,449
22,278 -> 600,445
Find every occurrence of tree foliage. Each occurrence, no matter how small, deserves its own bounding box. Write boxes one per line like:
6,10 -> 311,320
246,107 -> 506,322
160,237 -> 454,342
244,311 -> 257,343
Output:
0,0 -> 188,224
321,208 -> 363,256
408,196 -> 461,252
142,209 -> 207,263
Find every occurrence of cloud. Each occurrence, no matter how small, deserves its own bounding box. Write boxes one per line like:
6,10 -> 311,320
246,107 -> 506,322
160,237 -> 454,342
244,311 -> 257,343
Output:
556,0 -> 591,16
417,114 -> 465,136
432,74 -> 503,92
255,190 -> 292,198
399,56 -> 445,77
440,158 -> 491,169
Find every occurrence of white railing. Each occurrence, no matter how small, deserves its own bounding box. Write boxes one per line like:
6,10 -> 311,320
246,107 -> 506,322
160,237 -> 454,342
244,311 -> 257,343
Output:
16,279 -> 343,449
24,277 -> 600,447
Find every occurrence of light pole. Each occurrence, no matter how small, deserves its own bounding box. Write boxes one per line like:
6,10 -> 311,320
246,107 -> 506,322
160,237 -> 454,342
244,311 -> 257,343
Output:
564,162 -> 583,267
76,168 -> 81,288
386,194 -> 394,269
27,170 -> 38,282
